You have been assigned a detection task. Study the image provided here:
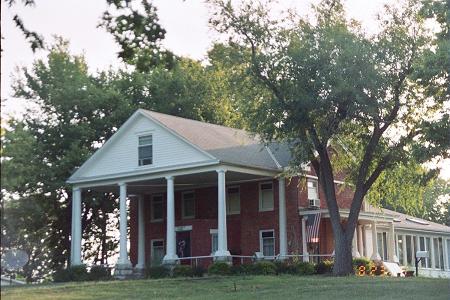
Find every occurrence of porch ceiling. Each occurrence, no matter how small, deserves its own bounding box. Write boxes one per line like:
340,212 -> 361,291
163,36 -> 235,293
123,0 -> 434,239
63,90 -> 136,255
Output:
84,170 -> 271,195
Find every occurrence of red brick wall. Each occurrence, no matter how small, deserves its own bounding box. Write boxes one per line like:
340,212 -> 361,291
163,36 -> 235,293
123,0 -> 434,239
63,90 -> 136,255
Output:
129,175 -> 354,266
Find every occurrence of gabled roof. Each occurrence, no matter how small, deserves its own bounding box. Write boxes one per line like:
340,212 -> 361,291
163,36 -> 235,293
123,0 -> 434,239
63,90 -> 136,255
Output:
141,109 -> 289,170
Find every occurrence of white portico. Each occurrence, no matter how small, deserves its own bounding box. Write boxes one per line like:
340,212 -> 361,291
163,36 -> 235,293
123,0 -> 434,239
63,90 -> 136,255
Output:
67,109 -> 288,276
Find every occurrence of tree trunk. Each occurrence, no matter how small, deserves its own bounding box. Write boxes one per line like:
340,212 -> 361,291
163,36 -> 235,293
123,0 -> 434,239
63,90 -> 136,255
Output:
333,230 -> 353,275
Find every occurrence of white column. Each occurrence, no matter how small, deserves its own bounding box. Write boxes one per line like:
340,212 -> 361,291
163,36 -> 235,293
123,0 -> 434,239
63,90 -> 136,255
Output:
402,234 -> 407,266
163,176 -> 178,264
117,182 -> 131,266
357,225 -> 364,257
215,169 -> 231,259
301,217 -> 309,262
430,237 -> 436,269
136,195 -> 145,269
71,187 -> 82,265
388,222 -> 398,262
352,228 -> 361,258
444,238 -> 449,270
370,221 -> 381,261
278,177 -> 287,259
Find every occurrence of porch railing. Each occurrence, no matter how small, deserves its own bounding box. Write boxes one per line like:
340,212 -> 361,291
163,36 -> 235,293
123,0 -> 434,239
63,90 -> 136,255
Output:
173,253 -> 334,267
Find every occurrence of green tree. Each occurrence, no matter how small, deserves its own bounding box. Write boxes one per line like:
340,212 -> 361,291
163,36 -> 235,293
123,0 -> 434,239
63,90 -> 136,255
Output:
209,0 -> 450,275
2,37 -> 247,280
101,0 -> 176,72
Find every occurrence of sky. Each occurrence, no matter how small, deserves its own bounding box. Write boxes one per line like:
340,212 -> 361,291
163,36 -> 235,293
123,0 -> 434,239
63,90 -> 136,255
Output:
1,0 -> 449,178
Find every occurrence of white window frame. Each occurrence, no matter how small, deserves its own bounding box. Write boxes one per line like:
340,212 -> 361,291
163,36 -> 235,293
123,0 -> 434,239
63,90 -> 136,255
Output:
307,178 -> 319,200
138,134 -> 153,166
445,238 -> 450,271
150,194 -> 163,222
182,191 -> 195,219
150,239 -> 165,266
210,229 -> 218,255
259,229 -> 275,257
259,182 -> 274,212
226,186 -> 240,215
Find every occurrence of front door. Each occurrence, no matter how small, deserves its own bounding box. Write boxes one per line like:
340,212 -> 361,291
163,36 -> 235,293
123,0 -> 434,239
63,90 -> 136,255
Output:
176,231 -> 191,265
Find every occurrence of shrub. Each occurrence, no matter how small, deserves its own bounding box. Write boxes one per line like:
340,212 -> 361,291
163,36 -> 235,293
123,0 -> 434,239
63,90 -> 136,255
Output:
315,260 -> 334,274
53,269 -> 72,283
352,258 -> 374,274
274,261 -> 296,275
53,265 -> 89,282
89,265 -> 112,281
173,265 -> 193,277
192,265 -> 206,277
252,261 -> 276,275
146,266 -> 170,279
208,262 -> 231,276
293,262 -> 315,275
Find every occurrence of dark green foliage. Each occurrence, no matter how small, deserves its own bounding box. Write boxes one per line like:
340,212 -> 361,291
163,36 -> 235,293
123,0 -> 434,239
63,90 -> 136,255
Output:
88,265 -> 112,281
146,266 -> 170,279
209,0 -> 450,275
192,265 -> 206,277
273,261 -> 293,275
53,265 -> 89,282
293,262 -> 316,275
315,260 -> 334,274
208,262 -> 231,276
172,265 -> 194,277
101,0 -> 173,72
251,261 -> 276,275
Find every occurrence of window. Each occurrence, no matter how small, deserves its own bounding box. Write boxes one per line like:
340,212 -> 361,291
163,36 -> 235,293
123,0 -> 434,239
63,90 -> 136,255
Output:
406,235 -> 413,266
307,179 -> 319,200
151,240 -> 164,266
227,187 -> 240,215
138,135 -> 153,166
377,232 -> 388,261
259,182 -> 274,211
260,230 -> 275,257
210,229 -> 218,254
434,237 -> 444,270
418,236 -> 431,268
425,237 -> 431,268
182,192 -> 195,219
447,239 -> 450,271
397,235 -> 404,264
151,195 -> 163,222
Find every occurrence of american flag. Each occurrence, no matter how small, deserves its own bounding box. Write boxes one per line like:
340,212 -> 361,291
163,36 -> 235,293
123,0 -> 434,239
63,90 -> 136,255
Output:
306,212 -> 322,243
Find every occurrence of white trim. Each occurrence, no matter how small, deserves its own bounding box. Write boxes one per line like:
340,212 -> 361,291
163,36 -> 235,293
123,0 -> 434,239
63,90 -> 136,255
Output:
304,174 -> 346,185
258,181 -> 274,212
181,191 -> 195,219
259,229 -> 276,257
150,194 -> 163,223
69,161 -> 279,187
175,225 -> 193,232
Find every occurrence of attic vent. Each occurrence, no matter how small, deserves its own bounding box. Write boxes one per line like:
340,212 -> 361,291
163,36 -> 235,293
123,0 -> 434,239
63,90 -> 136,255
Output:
406,218 -> 429,225
393,218 -> 401,223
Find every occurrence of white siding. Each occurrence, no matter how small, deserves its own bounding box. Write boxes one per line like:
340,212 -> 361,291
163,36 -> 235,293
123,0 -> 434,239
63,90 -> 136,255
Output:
76,114 -> 211,178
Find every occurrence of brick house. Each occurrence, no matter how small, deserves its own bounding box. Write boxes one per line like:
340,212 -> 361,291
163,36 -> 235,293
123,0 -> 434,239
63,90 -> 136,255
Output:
67,109 -> 450,278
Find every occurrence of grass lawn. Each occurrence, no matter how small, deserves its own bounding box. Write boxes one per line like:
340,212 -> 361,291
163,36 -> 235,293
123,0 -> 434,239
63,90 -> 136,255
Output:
2,275 -> 449,300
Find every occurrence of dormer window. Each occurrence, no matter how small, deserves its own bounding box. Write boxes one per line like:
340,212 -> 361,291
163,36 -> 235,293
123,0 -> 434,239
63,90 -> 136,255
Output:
138,135 -> 153,166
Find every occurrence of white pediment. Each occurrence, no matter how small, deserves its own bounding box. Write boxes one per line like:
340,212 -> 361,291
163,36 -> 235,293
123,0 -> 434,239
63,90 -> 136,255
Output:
69,111 -> 214,181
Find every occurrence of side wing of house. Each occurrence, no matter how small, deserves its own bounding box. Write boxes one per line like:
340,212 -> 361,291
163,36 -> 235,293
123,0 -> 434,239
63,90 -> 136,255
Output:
68,111 -> 215,182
